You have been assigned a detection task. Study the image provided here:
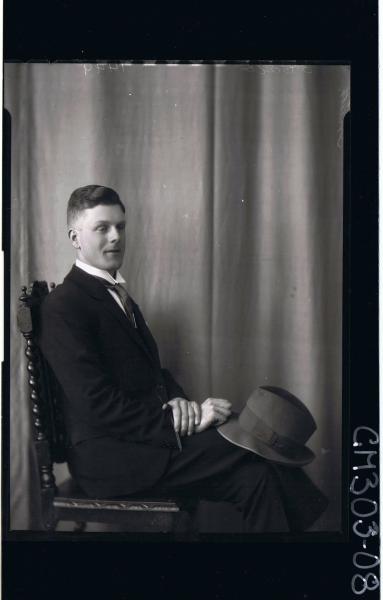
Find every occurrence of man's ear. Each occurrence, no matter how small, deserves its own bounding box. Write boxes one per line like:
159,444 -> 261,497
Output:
68,228 -> 80,249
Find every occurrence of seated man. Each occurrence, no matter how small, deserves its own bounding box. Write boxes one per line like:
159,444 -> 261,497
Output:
38,184 -> 327,533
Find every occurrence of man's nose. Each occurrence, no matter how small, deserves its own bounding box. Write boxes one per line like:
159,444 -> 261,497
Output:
108,226 -> 120,242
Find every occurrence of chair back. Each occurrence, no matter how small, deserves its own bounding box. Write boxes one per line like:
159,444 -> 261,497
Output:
17,281 -> 68,496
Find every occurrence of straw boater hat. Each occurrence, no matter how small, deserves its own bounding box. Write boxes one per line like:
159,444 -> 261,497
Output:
217,386 -> 317,467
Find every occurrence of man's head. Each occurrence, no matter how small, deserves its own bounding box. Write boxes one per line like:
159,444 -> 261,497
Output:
67,185 -> 126,274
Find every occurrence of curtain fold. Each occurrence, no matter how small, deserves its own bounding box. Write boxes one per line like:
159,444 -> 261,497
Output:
5,63 -> 349,531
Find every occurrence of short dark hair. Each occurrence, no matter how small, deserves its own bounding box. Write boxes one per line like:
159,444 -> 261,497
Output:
67,185 -> 125,226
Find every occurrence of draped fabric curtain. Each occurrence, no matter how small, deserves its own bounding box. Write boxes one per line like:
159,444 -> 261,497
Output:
5,63 -> 349,531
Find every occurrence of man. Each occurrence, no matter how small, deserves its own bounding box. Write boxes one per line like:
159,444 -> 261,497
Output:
38,184 -> 326,533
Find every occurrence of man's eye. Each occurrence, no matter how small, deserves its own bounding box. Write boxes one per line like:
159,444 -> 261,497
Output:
96,226 -> 107,232
117,224 -> 126,231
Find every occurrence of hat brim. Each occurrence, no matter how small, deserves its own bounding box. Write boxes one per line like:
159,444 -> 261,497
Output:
217,414 -> 315,467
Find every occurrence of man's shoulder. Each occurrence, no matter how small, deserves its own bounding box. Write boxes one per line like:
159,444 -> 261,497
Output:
41,269 -> 92,315
43,278 -> 76,304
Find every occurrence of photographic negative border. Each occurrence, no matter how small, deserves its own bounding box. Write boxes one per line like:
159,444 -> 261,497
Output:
2,2 -> 379,599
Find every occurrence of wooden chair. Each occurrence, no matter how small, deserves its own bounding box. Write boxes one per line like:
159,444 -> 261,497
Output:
17,281 -> 197,535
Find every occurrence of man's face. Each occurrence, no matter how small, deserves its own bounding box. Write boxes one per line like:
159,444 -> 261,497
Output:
69,204 -> 126,274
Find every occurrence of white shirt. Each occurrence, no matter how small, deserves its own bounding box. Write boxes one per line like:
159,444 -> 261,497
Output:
75,259 -> 128,315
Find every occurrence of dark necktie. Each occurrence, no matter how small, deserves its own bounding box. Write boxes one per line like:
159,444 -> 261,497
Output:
107,282 -> 137,327
93,276 -> 137,327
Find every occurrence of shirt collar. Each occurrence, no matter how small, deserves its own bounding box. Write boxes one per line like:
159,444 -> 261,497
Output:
76,259 -> 126,285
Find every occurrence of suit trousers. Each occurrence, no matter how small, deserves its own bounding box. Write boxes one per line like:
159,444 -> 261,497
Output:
146,428 -> 327,533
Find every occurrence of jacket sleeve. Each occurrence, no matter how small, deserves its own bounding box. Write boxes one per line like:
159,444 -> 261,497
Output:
37,297 -> 179,449
161,368 -> 189,401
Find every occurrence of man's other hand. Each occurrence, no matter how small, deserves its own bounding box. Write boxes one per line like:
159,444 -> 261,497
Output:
194,398 -> 232,433
163,398 -> 202,436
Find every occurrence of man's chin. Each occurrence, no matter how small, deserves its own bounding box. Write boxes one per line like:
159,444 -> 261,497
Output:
102,254 -> 123,271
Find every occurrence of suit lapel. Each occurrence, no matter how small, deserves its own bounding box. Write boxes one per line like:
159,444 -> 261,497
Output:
132,303 -> 161,365
65,265 -> 156,364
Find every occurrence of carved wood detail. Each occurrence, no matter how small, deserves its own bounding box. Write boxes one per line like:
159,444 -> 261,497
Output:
53,498 -> 180,512
18,283 -> 56,495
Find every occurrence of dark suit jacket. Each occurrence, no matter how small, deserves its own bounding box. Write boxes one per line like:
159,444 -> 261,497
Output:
38,265 -> 187,497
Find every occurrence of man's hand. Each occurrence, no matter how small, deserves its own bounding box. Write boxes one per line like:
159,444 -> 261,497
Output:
194,398 -> 232,433
163,398 -> 202,436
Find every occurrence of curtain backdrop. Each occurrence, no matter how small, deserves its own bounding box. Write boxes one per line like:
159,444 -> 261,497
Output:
5,63 -> 350,531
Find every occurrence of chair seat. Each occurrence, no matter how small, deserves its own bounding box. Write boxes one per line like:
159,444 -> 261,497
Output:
55,477 -> 182,512
52,477 -> 196,532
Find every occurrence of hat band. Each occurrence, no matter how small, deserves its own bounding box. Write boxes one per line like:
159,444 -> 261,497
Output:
238,404 -> 303,455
